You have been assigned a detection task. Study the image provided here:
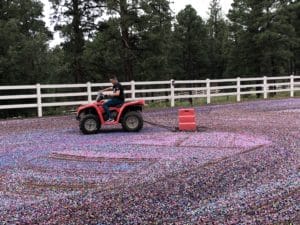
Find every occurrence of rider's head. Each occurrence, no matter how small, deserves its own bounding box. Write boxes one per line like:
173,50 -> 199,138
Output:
109,74 -> 118,85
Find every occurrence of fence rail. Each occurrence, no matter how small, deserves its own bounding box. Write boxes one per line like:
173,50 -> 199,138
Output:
0,75 -> 299,117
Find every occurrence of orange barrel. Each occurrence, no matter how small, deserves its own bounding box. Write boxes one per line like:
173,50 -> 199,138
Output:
178,108 -> 197,131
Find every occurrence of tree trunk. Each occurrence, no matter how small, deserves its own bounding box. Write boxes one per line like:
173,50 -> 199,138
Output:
72,0 -> 84,83
120,0 -> 133,81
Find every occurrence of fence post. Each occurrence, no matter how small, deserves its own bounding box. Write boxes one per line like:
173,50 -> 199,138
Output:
131,80 -> 135,100
206,79 -> 211,104
237,77 -> 241,102
36,83 -> 42,117
87,82 -> 92,103
290,74 -> 294,98
263,76 -> 268,99
170,79 -> 175,107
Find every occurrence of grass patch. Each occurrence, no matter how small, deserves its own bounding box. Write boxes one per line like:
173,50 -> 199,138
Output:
146,91 -> 299,109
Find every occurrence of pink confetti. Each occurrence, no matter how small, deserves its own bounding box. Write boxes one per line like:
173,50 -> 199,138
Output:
0,98 -> 299,224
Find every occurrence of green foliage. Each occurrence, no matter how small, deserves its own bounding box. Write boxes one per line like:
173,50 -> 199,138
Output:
226,0 -> 298,76
170,5 -> 210,80
134,0 -> 173,81
82,0 -> 173,82
49,0 -> 100,82
0,0 -> 299,86
207,0 -> 230,78
0,0 -> 51,84
289,0 -> 300,74
83,18 -> 123,82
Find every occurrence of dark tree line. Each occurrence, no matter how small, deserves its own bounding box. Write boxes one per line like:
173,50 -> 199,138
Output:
0,0 -> 299,85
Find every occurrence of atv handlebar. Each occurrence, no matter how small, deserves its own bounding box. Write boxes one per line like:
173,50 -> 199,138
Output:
96,93 -> 109,102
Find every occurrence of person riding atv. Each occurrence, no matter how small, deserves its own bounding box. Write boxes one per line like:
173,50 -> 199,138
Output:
77,75 -> 145,134
97,75 -> 124,122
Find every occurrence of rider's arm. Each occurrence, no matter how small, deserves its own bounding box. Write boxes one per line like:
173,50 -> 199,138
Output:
100,87 -> 113,92
110,90 -> 120,97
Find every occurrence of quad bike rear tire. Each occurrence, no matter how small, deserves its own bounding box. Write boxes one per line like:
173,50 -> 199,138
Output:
80,114 -> 101,134
122,111 -> 143,132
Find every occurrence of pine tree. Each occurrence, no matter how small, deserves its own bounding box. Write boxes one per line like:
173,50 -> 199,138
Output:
82,0 -> 173,81
170,5 -> 210,80
134,0 -> 173,80
0,0 -> 51,84
227,0 -> 262,76
207,0 -> 230,78
90,0 -> 172,81
83,18 -> 124,82
288,0 -> 300,74
257,0 -> 297,76
49,0 -> 99,83
227,0 -> 297,77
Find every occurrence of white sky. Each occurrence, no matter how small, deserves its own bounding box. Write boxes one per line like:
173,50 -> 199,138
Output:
41,0 -> 233,47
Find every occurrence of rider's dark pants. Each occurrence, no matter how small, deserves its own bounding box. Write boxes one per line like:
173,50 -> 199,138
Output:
103,98 -> 124,119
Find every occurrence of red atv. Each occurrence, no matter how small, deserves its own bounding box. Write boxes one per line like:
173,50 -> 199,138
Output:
76,94 -> 145,134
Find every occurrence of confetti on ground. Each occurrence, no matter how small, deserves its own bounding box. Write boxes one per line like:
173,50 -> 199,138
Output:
0,98 -> 299,224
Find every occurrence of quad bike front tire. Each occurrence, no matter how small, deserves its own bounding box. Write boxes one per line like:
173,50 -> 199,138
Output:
122,111 -> 143,132
80,114 -> 101,134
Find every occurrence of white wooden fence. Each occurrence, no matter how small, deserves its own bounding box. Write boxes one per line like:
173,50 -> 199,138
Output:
0,75 -> 299,117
